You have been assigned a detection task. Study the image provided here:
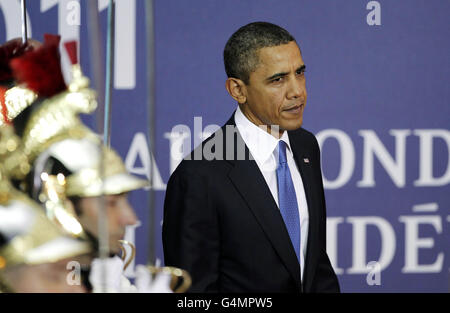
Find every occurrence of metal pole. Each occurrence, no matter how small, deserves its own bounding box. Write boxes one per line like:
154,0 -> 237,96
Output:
145,0 -> 156,266
86,0 -> 106,134
21,0 -> 27,44
86,0 -> 109,293
103,0 -> 115,147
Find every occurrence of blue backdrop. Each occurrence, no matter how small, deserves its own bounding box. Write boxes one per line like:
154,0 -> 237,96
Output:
1,0 -> 449,292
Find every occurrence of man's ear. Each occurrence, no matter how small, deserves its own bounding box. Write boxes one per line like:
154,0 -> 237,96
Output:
225,77 -> 247,104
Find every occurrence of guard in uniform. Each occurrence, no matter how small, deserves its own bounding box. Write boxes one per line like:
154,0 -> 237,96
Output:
8,35 -> 149,292
0,124 -> 93,293
3,34 -> 190,293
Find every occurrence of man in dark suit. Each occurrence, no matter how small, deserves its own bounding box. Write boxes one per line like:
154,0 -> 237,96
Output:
162,22 -> 340,293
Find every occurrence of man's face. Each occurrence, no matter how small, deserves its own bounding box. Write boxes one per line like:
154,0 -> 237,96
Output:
241,41 -> 307,136
77,193 -> 137,254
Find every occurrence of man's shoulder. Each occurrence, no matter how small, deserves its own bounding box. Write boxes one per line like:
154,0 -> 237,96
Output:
289,126 -> 315,138
172,130 -> 232,177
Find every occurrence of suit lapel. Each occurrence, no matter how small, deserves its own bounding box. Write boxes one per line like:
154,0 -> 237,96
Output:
228,160 -> 302,289
288,129 -> 320,292
223,116 -> 301,290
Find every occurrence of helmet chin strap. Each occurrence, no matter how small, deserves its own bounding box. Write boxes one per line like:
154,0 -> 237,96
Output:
30,150 -> 52,202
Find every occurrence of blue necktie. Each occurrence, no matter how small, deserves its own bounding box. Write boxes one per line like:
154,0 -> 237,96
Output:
276,140 -> 301,263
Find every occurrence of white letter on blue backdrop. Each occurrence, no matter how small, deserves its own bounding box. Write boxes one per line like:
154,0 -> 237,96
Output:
414,129 -> 450,187
41,0 -> 80,83
0,0 -> 33,39
347,216 -> 396,274
125,132 -> 166,190
326,217 -> 344,275
98,0 -> 136,89
358,130 -> 410,188
399,215 -> 444,273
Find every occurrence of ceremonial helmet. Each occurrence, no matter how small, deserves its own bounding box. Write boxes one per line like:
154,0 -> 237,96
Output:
0,36 -> 95,239
0,38 -> 39,127
9,34 -> 147,210
0,125 -> 93,293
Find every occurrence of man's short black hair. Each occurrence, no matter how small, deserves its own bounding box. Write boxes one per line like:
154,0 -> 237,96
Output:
223,22 -> 296,85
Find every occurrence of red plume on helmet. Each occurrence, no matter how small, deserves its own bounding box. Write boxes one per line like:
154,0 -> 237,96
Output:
64,41 -> 78,66
0,38 -> 37,125
0,38 -> 40,82
9,34 -> 67,98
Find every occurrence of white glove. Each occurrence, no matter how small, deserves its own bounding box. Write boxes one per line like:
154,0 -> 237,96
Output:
120,275 -> 138,293
134,265 -> 173,293
89,256 -> 125,293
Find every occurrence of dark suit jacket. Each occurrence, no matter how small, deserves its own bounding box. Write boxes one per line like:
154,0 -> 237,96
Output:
162,114 -> 340,293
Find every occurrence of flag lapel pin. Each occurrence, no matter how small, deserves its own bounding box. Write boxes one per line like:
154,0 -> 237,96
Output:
303,158 -> 310,164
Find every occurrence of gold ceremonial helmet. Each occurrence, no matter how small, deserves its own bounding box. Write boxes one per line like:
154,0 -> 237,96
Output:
0,86 -> 37,127
6,35 -> 97,167
0,38 -> 40,127
34,136 -> 149,198
0,126 -> 93,275
0,197 -> 92,269
0,125 -> 30,193
0,196 -> 93,293
0,123 -> 90,239
0,36 -> 96,241
8,36 -> 148,198
17,62 -> 98,165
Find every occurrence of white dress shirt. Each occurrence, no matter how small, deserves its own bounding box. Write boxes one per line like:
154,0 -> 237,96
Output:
234,106 -> 309,282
